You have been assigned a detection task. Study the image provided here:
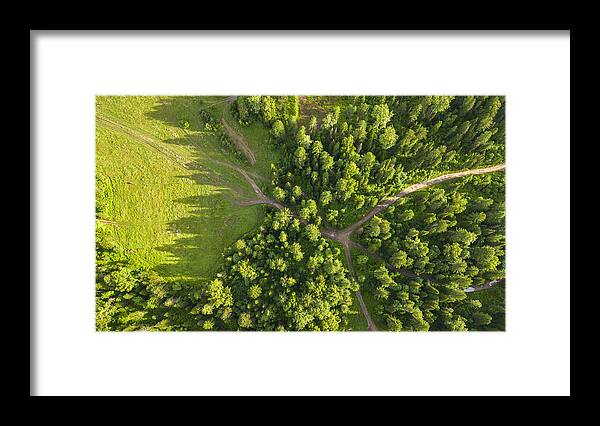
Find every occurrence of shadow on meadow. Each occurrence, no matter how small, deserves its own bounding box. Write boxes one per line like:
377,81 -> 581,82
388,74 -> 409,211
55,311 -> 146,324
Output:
141,96 -> 263,286
152,190 -> 231,283
145,96 -> 227,133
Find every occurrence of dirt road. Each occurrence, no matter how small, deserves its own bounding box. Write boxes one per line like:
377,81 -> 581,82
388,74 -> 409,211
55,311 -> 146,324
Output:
220,96 -> 257,165
338,164 -> 507,238
241,163 -> 506,330
465,278 -> 505,292
342,245 -> 378,331
220,118 -> 257,165
97,114 -> 191,171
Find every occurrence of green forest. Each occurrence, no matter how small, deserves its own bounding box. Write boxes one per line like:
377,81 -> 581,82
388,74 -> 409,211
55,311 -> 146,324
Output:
96,95 -> 505,331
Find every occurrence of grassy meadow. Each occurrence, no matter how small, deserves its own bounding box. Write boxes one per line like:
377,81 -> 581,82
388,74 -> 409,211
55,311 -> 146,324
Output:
96,96 -> 276,285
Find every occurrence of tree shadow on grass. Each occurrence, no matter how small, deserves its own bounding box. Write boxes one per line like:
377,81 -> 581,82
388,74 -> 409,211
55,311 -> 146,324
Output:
153,192 -> 225,283
145,96 -> 252,178
139,96 -> 265,288
145,96 -> 227,133
154,189 -> 264,286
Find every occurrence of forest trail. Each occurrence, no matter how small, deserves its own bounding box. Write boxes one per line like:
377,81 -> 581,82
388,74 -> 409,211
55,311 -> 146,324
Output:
335,164 -> 507,239
220,118 -> 257,165
220,96 -> 258,165
96,114 -> 191,171
234,169 -> 287,210
342,244 -> 378,331
96,218 -> 119,225
465,278 -> 505,292
96,112 -> 267,193
238,157 -> 506,330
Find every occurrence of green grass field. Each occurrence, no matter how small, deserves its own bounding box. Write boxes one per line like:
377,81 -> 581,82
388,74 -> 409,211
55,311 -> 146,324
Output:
96,96 -> 277,285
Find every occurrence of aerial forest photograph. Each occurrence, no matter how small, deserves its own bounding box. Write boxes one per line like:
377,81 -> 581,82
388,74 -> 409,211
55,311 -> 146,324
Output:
95,95 -> 506,332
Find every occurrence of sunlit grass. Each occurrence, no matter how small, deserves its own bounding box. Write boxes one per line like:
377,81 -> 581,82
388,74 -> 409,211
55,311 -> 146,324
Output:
96,96 -> 278,285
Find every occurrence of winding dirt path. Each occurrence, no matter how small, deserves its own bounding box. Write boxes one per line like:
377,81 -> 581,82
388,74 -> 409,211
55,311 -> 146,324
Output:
220,96 -> 258,165
97,112 -> 266,188
342,244 -> 378,331
242,163 -> 506,330
329,164 -> 507,242
465,278 -> 505,292
221,119 -> 257,165
96,218 -> 119,225
212,103 -> 504,327
97,114 -> 191,171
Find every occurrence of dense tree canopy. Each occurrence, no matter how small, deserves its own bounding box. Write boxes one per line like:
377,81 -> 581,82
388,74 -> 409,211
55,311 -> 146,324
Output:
197,210 -> 357,331
354,173 -> 505,331
239,95 -> 505,228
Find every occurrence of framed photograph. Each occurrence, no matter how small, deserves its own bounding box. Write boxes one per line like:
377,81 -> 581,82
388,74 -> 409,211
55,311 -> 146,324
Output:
31,30 -> 570,396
